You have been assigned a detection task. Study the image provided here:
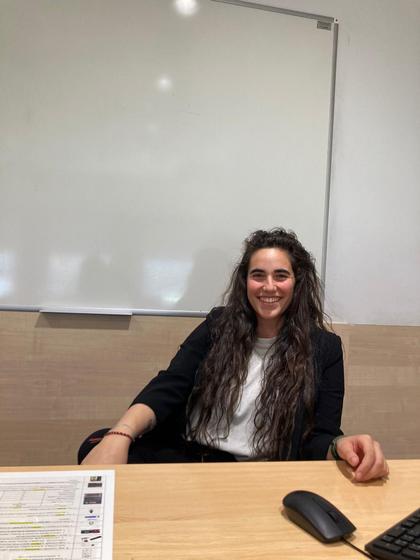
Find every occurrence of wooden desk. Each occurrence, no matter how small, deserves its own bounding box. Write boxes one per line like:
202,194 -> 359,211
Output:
2,459 -> 419,559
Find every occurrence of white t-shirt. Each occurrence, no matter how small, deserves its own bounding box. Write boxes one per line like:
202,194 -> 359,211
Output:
190,337 -> 276,460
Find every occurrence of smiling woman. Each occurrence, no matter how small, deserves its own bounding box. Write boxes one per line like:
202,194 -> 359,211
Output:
79,228 -> 388,482
246,248 -> 296,337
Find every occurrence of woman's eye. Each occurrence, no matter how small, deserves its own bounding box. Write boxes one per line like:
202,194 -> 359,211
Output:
274,273 -> 291,281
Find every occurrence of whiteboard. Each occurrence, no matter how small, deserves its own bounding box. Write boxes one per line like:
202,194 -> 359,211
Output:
0,0 -> 337,314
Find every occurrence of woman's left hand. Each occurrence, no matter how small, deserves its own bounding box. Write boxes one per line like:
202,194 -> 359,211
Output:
333,434 -> 389,482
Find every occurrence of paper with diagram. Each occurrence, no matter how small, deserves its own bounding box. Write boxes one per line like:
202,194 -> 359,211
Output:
0,470 -> 114,560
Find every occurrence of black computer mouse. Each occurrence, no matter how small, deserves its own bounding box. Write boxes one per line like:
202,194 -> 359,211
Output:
282,490 -> 356,543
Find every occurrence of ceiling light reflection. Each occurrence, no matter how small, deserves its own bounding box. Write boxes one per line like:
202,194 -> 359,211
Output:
156,75 -> 173,92
143,257 -> 193,307
173,0 -> 200,17
48,254 -> 83,297
0,251 -> 14,298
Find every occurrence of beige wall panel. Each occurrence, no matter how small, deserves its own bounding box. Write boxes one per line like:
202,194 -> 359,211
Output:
0,312 -> 419,466
337,324 -> 420,459
0,311 -> 201,466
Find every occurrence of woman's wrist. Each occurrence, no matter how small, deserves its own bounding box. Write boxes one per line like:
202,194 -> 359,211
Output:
101,431 -> 133,449
329,435 -> 345,460
104,430 -> 135,444
116,403 -> 157,440
111,422 -> 137,440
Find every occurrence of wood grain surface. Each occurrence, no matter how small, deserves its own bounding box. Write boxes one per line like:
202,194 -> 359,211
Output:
0,311 -> 419,465
1,459 -> 418,559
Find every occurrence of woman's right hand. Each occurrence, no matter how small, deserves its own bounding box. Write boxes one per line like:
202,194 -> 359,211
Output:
81,433 -> 131,465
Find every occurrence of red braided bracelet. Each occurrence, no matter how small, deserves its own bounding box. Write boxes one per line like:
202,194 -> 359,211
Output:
104,430 -> 135,443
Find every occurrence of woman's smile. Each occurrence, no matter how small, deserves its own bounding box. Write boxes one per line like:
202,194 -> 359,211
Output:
258,296 -> 281,304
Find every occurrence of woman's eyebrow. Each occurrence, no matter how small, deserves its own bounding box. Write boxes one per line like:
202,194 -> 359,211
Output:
249,267 -> 292,274
274,268 -> 293,274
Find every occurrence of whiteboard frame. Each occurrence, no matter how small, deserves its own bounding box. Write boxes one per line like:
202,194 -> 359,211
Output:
0,0 -> 339,316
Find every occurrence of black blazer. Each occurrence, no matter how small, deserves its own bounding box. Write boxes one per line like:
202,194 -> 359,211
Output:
132,308 -> 344,460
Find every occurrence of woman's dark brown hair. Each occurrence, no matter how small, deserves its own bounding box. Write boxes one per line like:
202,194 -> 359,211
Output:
188,228 -> 327,459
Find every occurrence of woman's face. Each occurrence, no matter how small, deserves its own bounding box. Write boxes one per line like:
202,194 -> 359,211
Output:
246,248 -> 295,337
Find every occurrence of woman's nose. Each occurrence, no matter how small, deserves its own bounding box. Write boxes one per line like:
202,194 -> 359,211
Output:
263,275 -> 275,290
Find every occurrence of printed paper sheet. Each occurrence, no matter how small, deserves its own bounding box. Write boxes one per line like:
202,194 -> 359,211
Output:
0,470 -> 114,560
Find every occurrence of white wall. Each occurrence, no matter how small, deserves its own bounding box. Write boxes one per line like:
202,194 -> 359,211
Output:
255,0 -> 420,325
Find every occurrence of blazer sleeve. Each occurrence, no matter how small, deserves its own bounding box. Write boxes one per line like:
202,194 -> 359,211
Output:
130,308 -> 221,424
300,330 -> 344,460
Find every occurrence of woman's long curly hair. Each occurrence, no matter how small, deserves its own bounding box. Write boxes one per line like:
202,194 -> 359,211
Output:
188,228 -> 327,459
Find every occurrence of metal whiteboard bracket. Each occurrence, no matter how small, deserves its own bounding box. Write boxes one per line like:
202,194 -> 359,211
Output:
0,305 -> 206,317
39,307 -> 206,317
317,21 -> 332,31
40,307 -> 132,316
130,309 -> 207,317
211,0 -> 335,24
321,19 -> 339,285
